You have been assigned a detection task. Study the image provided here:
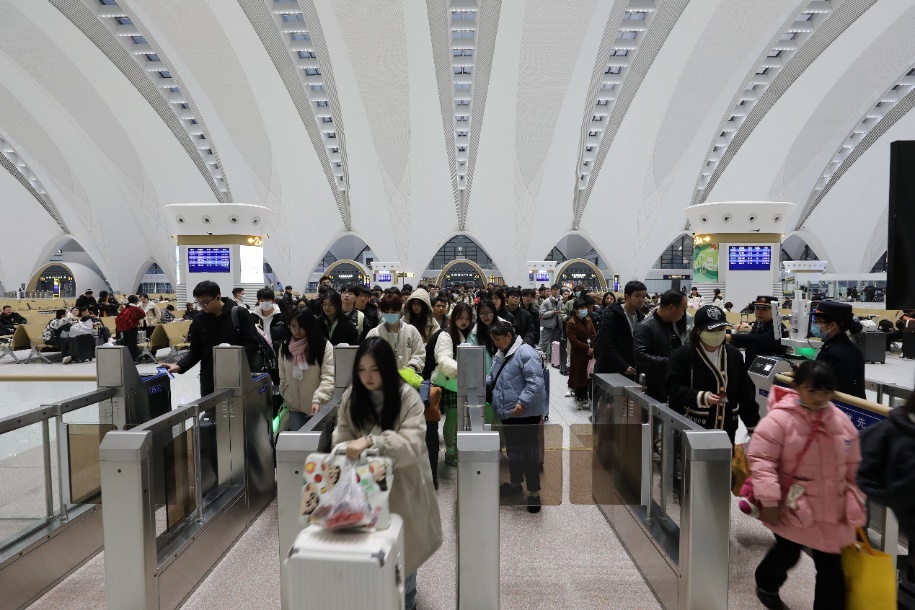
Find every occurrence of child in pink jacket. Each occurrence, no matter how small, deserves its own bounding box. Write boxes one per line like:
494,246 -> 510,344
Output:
748,360 -> 866,610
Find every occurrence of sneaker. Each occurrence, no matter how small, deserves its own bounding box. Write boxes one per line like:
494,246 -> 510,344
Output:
500,482 -> 523,497
526,495 -> 541,513
755,588 -> 785,610
577,400 -> 589,410
62,356 -> 72,364
564,389 -> 574,397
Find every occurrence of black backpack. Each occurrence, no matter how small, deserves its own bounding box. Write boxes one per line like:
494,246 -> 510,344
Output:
230,306 -> 278,374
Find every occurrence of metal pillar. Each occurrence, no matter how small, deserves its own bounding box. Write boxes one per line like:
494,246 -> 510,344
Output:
99,431 -> 156,610
456,345 -> 500,610
678,430 -> 732,610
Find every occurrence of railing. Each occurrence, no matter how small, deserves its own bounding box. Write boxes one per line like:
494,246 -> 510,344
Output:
864,378 -> 912,410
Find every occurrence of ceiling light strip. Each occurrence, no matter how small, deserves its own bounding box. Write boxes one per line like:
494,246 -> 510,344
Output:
50,0 -> 231,202
693,0 -> 873,205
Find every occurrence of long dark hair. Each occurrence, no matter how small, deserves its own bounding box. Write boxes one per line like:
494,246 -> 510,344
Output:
449,302 -> 474,354
281,308 -> 326,365
349,337 -> 403,432
320,290 -> 343,323
404,295 -> 432,342
475,300 -> 498,356
491,288 -> 509,318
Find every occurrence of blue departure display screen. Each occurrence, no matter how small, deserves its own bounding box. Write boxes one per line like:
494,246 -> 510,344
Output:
535,272 -> 550,282
728,246 -> 771,271
188,247 -> 230,273
377,271 -> 392,283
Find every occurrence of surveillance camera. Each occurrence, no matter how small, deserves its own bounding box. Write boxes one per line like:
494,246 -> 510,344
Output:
202,215 -> 211,224
176,216 -> 185,224
252,216 -> 261,226
722,214 -> 732,223
700,215 -> 708,223
748,214 -> 757,223
207,231 -> 213,236
229,216 -> 239,224
773,214 -> 782,223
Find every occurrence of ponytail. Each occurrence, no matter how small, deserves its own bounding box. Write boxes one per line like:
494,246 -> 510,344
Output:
845,318 -> 863,335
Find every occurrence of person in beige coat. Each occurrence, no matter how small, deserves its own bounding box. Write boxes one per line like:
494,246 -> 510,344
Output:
402,287 -> 440,344
334,337 -> 442,610
366,293 -> 426,374
278,308 -> 335,431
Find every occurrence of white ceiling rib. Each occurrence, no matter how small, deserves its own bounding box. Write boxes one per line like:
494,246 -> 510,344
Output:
76,0 -> 231,199
695,0 -> 874,206
268,0 -> 350,197
798,66 -> 915,227
692,0 -> 841,200
0,134 -> 67,231
449,0 -> 478,195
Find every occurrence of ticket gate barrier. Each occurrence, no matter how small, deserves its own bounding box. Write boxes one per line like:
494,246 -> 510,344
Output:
99,345 -> 273,609
455,345 -> 501,610
0,346 -> 172,609
273,345 -> 357,610
591,373 -> 732,610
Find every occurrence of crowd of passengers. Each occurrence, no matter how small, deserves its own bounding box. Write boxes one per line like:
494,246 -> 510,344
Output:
4,276 -> 915,609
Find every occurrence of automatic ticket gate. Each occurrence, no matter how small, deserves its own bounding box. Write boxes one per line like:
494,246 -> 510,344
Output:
0,346 -> 173,609
746,355 -> 794,418
99,345 -> 274,609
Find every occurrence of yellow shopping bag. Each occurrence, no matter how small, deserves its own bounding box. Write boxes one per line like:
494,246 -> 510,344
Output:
842,527 -> 896,609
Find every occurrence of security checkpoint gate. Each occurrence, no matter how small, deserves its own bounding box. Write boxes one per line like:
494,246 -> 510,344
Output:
0,346 -> 173,609
99,345 -> 273,609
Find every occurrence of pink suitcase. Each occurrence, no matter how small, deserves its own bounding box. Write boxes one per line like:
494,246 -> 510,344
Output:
551,341 -> 560,368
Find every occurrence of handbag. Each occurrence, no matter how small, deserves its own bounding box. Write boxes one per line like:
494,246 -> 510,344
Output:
301,443 -> 394,530
485,353 -> 514,404
842,527 -> 897,609
739,411 -> 823,519
731,443 -> 749,497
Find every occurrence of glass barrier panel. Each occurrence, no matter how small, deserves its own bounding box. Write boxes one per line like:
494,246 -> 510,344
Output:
164,426 -> 196,532
68,424 -> 113,504
568,424 -> 592,505
0,381 -> 97,422
0,421 -> 53,547
497,422 -> 562,507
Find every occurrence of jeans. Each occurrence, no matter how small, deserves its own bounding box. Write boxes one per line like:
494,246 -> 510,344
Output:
405,572 -> 417,610
501,416 -> 542,493
755,534 -> 845,610
288,410 -> 311,431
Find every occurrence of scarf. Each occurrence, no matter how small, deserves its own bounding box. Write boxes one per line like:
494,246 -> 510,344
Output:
289,337 -> 309,380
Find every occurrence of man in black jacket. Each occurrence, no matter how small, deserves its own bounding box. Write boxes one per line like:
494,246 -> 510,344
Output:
164,281 -> 261,396
505,287 -> 537,346
633,290 -> 687,401
595,281 -> 647,377
74,289 -> 99,316
521,289 -> 540,346
726,295 -> 786,367
0,305 -> 27,336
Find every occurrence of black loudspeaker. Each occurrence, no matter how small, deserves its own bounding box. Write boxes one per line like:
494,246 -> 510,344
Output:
887,140 -> 915,310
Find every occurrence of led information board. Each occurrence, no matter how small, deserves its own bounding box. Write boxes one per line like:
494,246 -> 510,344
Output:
377,271 -> 392,283
188,247 -> 231,273
728,245 -> 771,271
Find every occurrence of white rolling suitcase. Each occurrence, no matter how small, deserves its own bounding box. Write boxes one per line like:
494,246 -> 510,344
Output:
283,514 -> 405,610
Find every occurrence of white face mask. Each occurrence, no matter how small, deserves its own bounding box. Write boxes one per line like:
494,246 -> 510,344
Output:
699,329 -> 726,346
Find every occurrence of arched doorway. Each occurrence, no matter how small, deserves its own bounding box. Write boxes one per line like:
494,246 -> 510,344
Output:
28,263 -> 75,298
556,258 -> 607,291
324,259 -> 371,289
437,259 -> 486,288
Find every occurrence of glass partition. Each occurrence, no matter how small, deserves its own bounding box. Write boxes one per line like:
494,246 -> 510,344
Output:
0,421 -> 52,547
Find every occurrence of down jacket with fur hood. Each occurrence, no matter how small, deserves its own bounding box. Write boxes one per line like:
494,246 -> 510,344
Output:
486,336 -> 546,420
747,385 -> 867,553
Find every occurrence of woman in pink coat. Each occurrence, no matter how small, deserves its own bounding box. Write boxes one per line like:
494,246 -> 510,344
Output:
748,360 -> 866,610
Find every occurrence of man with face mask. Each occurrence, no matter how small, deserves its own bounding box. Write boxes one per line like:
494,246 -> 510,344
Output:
726,295 -> 787,367
254,287 -> 289,352
810,301 -> 866,399
665,305 -> 760,443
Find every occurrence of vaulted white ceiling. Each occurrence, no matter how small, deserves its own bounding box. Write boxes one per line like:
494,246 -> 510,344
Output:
0,0 -> 912,290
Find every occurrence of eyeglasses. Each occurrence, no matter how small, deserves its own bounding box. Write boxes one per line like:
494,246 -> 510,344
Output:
479,311 -> 494,318
195,298 -> 216,307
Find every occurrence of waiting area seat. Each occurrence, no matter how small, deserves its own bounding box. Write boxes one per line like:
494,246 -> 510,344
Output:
160,320 -> 191,359
22,323 -> 60,364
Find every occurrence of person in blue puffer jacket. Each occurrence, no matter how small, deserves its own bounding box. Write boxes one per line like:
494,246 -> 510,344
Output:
486,320 -> 546,513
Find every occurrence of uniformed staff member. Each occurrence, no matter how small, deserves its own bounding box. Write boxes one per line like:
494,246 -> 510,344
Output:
726,295 -> 787,366
810,301 -> 865,399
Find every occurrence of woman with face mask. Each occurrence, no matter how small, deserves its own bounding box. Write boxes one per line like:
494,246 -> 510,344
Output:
664,305 -> 760,444
809,301 -> 865,399
365,293 -> 426,374
566,298 -> 597,410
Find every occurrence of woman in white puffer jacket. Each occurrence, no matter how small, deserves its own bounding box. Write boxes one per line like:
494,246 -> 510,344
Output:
429,302 -> 474,466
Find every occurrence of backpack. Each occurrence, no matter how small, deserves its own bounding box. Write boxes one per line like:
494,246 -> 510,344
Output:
422,329 -> 446,380
230,305 -> 277,374
42,319 -> 62,342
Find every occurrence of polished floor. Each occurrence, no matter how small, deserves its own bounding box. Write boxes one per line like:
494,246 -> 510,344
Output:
6,348 -> 913,609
